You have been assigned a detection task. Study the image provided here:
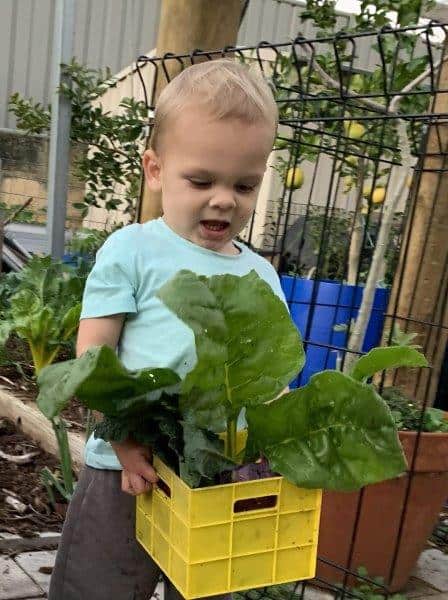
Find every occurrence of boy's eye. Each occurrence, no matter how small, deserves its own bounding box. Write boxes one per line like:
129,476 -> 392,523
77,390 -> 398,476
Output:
236,184 -> 256,194
187,178 -> 211,188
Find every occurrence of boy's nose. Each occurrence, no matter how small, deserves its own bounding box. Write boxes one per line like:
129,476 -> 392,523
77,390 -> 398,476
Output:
209,190 -> 237,210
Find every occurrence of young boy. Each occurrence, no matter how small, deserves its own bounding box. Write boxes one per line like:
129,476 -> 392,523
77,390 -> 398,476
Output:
49,58 -> 286,600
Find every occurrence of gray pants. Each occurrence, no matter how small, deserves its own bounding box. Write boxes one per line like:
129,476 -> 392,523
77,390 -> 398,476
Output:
49,466 -> 231,600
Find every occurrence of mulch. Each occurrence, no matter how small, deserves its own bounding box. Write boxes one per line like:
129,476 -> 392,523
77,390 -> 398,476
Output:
0,336 -> 85,539
0,417 -> 65,539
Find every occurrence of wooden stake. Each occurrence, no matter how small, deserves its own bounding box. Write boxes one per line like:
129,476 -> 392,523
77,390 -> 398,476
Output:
384,50 -> 448,406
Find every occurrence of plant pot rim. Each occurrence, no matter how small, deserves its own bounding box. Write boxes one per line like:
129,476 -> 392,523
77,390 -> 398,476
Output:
399,429 -> 448,472
399,429 -> 448,438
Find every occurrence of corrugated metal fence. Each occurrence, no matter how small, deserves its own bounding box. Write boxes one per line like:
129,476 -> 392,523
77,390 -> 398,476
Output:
0,0 -> 363,129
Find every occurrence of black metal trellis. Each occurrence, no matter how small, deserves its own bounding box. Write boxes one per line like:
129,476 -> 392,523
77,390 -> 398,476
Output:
136,23 -> 448,600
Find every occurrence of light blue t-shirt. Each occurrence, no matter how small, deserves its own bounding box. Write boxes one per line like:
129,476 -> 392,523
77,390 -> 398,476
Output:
81,217 -> 287,470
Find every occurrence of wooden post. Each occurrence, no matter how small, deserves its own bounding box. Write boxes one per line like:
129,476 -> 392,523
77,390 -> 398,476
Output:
384,51 -> 448,406
138,0 -> 244,223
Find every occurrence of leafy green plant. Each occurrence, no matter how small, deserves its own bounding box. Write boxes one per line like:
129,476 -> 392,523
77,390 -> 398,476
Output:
301,208 -> 402,283
67,226 -> 117,259
335,566 -> 408,600
0,256 -> 88,374
40,416 -> 75,505
37,271 -> 428,490
382,386 -> 448,433
9,60 -> 148,220
256,1 -> 437,373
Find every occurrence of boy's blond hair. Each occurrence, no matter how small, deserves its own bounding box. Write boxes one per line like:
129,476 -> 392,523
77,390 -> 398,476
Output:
151,58 -> 278,151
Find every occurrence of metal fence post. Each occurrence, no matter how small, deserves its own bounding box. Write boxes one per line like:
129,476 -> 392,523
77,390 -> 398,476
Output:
46,0 -> 75,259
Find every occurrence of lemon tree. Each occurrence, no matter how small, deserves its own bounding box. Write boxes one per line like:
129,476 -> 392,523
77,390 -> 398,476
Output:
258,0 -> 437,371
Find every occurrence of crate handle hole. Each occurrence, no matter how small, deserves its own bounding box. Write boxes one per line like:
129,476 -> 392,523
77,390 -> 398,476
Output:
234,494 -> 278,513
156,478 -> 171,498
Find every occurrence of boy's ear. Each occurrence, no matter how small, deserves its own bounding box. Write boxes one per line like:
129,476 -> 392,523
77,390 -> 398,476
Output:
142,149 -> 162,192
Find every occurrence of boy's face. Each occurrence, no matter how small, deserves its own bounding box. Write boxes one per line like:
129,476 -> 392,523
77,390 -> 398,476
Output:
143,106 -> 274,254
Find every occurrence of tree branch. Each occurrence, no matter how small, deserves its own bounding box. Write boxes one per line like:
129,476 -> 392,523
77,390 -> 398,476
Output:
2,197 -> 34,227
301,44 -> 447,115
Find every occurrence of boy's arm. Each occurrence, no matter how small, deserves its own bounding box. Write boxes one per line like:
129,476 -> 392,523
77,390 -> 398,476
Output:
77,315 -> 158,495
76,314 -> 125,357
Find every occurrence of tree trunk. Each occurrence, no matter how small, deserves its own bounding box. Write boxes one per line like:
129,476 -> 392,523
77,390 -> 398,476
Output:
138,0 -> 245,223
383,52 -> 448,406
347,159 -> 366,285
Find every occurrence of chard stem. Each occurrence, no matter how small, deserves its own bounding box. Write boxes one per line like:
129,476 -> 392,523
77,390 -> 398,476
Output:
226,418 -> 237,461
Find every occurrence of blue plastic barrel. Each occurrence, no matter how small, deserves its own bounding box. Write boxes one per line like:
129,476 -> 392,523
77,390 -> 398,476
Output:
280,275 -> 390,387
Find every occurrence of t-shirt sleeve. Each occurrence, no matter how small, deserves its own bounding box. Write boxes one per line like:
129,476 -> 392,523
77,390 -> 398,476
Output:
80,229 -> 137,319
255,256 -> 289,309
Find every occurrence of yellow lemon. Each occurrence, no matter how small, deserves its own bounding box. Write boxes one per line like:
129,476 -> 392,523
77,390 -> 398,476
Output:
285,166 -> 304,190
350,74 -> 364,92
363,184 -> 386,204
344,121 -> 366,140
345,155 -> 358,167
372,187 -> 386,204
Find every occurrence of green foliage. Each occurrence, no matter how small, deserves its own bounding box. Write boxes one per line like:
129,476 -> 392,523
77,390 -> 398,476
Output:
382,386 -> 448,432
246,370 -> 407,491
180,418 -> 237,487
67,227 -> 114,258
37,345 -> 233,488
301,0 -> 434,36
156,270 -> 304,456
40,416 -> 75,505
37,271 -> 428,490
350,346 -> 428,382
234,583 -> 303,600
267,0 -> 434,291
0,201 -> 37,224
37,344 -> 180,419
387,323 -> 420,347
333,566 -> 408,600
0,256 -> 87,374
9,60 -> 149,220
281,208 -> 403,283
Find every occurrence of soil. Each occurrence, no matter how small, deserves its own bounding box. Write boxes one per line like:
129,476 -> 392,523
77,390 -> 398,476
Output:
0,336 -> 86,538
0,417 -> 65,538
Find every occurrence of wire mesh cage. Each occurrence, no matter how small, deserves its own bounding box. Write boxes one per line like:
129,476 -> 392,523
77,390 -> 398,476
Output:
136,22 -> 448,598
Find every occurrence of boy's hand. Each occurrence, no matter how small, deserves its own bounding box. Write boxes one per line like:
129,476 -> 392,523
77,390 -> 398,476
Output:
111,438 -> 159,496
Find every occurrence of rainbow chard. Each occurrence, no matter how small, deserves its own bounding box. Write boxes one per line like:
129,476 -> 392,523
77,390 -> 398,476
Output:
156,270 -> 304,461
0,257 -> 86,374
37,270 -> 428,491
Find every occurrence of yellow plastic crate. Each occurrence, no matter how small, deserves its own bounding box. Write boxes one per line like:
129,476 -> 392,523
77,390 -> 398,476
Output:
136,447 -> 322,599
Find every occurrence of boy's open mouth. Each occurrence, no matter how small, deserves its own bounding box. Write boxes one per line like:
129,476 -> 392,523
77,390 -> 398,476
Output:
200,220 -> 230,232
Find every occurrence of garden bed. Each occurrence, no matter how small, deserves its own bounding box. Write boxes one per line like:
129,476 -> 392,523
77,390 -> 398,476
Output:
0,417 -> 64,537
0,335 -> 86,433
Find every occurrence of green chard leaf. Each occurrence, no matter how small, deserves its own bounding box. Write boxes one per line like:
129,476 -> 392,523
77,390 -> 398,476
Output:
37,345 -> 180,419
246,370 -> 407,491
180,419 -> 237,488
157,270 -> 304,428
351,346 -> 429,382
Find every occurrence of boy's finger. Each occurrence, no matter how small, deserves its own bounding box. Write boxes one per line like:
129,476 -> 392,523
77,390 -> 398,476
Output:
129,472 -> 152,496
121,471 -> 135,495
138,462 -> 159,484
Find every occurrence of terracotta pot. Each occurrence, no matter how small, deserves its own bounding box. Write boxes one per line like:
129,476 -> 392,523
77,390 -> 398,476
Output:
316,431 -> 448,592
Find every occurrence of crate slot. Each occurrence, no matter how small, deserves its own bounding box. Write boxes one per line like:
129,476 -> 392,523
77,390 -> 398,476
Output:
234,494 -> 278,513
